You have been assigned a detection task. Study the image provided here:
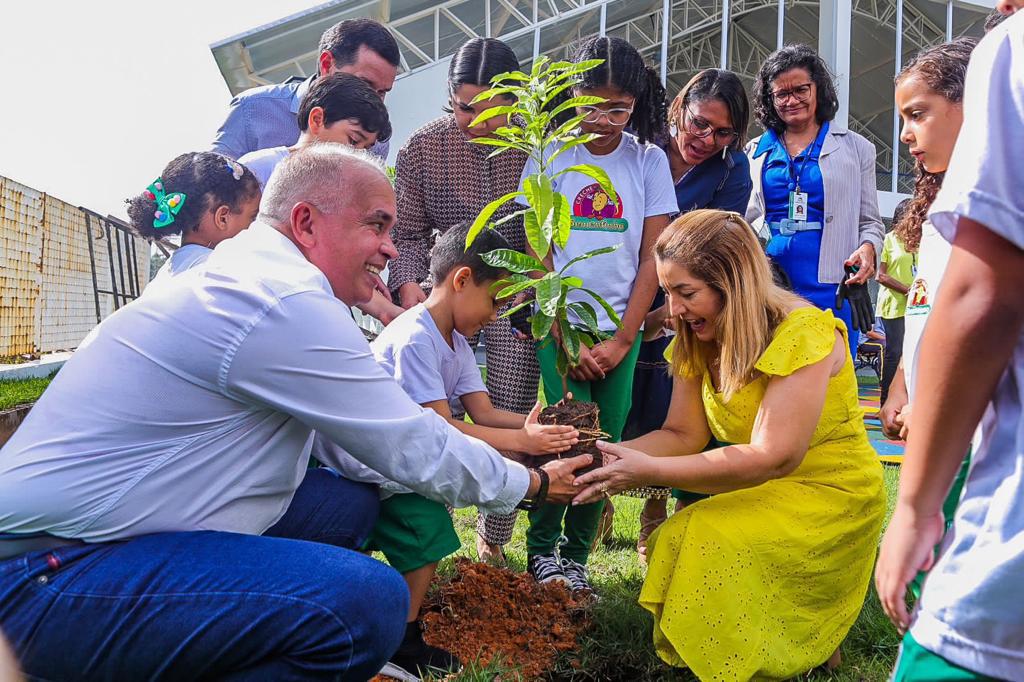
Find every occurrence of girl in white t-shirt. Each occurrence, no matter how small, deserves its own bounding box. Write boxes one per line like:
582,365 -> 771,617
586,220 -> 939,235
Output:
877,15 -> 1024,679
879,41 -> 979,622
127,152 -> 261,292
523,36 -> 678,595
879,38 -> 976,444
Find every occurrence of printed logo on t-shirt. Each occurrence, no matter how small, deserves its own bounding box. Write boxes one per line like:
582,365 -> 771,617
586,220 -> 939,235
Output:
906,276 -> 930,315
571,182 -> 626,232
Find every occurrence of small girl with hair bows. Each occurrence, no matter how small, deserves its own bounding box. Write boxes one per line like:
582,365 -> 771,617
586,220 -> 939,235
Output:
126,152 -> 261,288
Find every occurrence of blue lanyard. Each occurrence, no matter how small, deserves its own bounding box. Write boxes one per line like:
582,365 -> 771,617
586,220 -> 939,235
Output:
783,126 -> 825,193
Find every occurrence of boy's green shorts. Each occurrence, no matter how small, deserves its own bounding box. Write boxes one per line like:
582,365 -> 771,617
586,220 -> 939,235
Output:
892,632 -> 993,681
364,493 -> 461,574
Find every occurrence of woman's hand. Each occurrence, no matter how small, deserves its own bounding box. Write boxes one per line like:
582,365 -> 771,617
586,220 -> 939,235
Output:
569,343 -> 606,381
572,440 -> 656,505
398,282 -> 428,309
520,402 -> 579,455
540,454 -> 593,504
845,243 -> 877,284
590,335 -> 631,374
875,502 -> 946,633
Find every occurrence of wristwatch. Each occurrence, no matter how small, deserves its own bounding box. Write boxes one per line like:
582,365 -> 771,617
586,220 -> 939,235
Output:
516,468 -> 549,511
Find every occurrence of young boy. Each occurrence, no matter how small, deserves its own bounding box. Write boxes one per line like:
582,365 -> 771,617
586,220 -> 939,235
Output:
237,72 -> 391,189
327,222 -> 579,680
240,71 -> 399,327
875,10 -> 1024,680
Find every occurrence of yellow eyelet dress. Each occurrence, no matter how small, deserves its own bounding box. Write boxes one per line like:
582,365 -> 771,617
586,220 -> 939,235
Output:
640,307 -> 886,680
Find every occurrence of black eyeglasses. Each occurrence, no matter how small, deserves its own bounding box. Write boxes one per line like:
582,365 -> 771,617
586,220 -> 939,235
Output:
681,106 -> 739,145
770,82 -> 814,104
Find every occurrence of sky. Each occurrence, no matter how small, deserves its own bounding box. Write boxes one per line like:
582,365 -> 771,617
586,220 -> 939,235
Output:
0,1 -> 321,219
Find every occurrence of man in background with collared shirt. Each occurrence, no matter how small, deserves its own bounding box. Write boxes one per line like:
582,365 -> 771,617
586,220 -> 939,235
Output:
0,144 -> 589,680
212,18 -> 399,161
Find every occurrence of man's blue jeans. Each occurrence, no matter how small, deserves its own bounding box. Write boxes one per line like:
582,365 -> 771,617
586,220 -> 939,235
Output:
0,468 -> 408,680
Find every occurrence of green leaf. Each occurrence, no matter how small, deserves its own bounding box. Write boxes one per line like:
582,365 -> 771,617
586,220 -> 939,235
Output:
568,301 -> 601,337
490,208 -> 529,228
561,59 -> 605,78
559,317 -> 581,365
537,174 -> 556,245
544,111 -> 589,145
554,164 -> 617,205
562,276 -> 583,288
480,248 -> 546,274
580,287 -> 623,328
466,190 -> 525,248
491,70 -> 530,83
557,243 -> 622,275
555,346 -> 570,377
523,210 -> 548,261
496,278 -> 541,299
535,274 -> 562,316
470,86 -> 523,103
552,193 -> 571,248
469,136 -> 518,148
498,298 -> 534,318
468,105 -> 522,129
547,95 -> 606,121
532,311 -> 555,339
546,133 -> 603,166
540,80 -> 576,107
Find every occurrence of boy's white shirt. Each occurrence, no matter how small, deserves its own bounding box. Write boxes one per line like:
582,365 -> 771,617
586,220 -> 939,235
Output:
519,132 -> 677,330
319,303 -> 486,496
911,13 -> 1024,679
237,146 -> 291,190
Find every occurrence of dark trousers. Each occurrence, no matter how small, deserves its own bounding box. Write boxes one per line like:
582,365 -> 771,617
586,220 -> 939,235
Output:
0,468 -> 408,681
881,316 -> 905,405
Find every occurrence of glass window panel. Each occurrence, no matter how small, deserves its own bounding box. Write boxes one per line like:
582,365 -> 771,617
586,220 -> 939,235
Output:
783,0 -> 820,47
849,0 -> 898,192
897,0 -> 949,193
664,0 -> 725,98
952,1 -> 990,39
729,3 -> 784,141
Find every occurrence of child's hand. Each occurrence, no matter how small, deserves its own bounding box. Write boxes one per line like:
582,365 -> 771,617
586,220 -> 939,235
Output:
876,502 -> 945,633
880,396 -> 907,440
591,335 -> 631,374
896,402 -> 913,441
570,344 -> 606,381
520,401 -> 579,455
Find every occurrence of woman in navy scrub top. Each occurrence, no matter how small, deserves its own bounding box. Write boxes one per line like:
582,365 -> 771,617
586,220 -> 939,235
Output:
745,45 -> 884,355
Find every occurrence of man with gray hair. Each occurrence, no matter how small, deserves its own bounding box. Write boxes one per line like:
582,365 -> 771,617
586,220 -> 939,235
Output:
0,144 -> 589,680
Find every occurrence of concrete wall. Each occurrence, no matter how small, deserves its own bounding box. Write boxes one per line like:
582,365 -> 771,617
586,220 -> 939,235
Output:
0,175 -> 149,358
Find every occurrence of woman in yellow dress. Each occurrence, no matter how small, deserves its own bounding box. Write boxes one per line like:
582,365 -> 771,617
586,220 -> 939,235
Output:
574,209 -> 886,680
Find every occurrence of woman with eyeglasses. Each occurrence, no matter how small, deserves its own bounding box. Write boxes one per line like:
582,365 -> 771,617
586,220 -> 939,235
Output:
388,37 -> 539,567
624,68 -> 753,563
746,44 -> 884,354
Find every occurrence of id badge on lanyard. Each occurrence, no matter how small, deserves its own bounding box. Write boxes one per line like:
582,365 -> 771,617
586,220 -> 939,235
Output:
788,187 -> 809,222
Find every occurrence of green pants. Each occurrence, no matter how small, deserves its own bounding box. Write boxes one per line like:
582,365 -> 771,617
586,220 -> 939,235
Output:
910,451 -> 971,598
527,332 -> 642,564
365,493 -> 461,574
892,632 -> 993,681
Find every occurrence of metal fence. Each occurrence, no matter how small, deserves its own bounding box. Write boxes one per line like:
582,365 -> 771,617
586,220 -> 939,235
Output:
0,175 -> 149,358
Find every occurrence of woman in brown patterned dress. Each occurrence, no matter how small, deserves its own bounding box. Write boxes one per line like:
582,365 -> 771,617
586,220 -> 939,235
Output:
389,37 -> 536,564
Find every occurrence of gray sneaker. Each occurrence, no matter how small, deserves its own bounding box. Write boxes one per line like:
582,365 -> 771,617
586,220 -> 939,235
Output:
528,553 -> 571,587
560,557 -> 597,600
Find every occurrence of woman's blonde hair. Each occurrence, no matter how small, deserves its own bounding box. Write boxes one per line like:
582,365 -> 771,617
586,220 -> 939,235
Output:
655,209 -> 802,399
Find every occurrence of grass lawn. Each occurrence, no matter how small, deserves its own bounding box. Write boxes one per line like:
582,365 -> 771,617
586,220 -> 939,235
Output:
0,373 -> 56,411
427,465 -> 902,681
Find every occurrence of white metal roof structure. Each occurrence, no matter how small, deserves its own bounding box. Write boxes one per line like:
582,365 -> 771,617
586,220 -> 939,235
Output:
211,0 -> 993,206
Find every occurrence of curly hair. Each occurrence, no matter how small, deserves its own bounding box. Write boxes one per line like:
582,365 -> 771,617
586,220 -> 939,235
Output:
753,44 -> 839,133
552,35 -> 668,144
126,152 -> 260,241
892,38 -> 976,253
